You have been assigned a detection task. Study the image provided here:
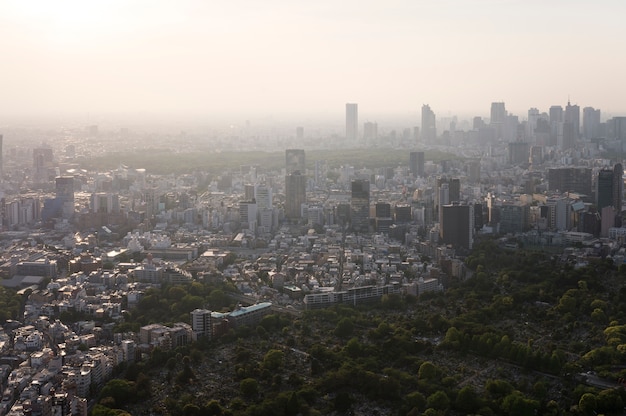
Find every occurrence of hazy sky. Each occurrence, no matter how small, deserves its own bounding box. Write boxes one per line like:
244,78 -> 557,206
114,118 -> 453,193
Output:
1,0 -> 625,121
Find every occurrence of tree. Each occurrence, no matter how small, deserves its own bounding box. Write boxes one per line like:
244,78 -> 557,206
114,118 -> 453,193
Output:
418,361 -> 438,381
578,393 -> 597,415
455,386 -> 480,413
426,390 -> 450,411
262,349 -> 284,371
98,379 -> 136,407
240,378 -> 259,399
334,317 -> 354,338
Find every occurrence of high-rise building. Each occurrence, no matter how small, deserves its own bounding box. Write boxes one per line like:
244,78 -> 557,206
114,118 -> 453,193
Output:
255,186 -> 272,210
547,167 -> 592,197
508,141 -> 530,165
346,103 -> 358,141
296,126 -> 304,140
564,100 -> 580,140
409,151 -> 425,178
0,134 -> 3,177
583,107 -> 601,140
239,200 -> 257,231
597,168 -> 614,212
33,147 -> 54,183
468,160 -> 481,183
613,163 -> 623,213
285,171 -> 306,219
549,105 -> 564,146
285,149 -> 305,175
490,102 -> 507,124
421,104 -> 436,142
55,176 -> 75,219
350,179 -> 370,232
363,122 -> 378,143
440,203 -> 473,249
490,102 -> 507,140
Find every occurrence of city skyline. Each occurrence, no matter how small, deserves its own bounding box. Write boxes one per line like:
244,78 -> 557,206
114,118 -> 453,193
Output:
1,0 -> 625,122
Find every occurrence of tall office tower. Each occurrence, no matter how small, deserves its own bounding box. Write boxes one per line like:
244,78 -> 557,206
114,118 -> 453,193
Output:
564,100 -> 580,139
285,171 -> 306,219
409,151 -> 425,178
549,105 -> 564,146
436,177 -> 460,203
468,160 -> 481,183
0,134 -> 3,177
346,103 -> 358,141
363,122 -> 378,143
55,176 -> 75,219
597,169 -> 615,211
527,108 -> 540,142
33,147 -> 54,183
490,102 -> 507,124
296,126 -> 304,140
613,163 -> 623,212
440,203 -> 473,250
244,184 -> 256,201
607,117 -> 626,143
239,200 -> 258,231
509,141 -> 530,165
285,149 -> 305,175
490,102 -> 507,140
561,122 -> 576,150
530,146 -> 543,165
583,107 -> 601,140
350,179 -> 370,232
421,104 -> 437,142
547,167 -> 592,196
255,186 -> 273,210
144,187 -> 159,219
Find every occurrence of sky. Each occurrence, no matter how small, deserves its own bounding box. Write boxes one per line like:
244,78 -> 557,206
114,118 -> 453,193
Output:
1,0 -> 625,123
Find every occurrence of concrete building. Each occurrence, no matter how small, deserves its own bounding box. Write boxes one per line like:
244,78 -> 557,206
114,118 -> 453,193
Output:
346,103 -> 358,141
421,104 -> 437,142
285,172 -> 306,219
440,203 -> 473,250
350,179 -> 370,232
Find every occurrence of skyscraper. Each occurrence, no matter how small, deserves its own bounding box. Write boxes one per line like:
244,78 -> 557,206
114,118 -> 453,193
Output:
346,103 -> 358,141
583,107 -> 601,140
549,105 -> 564,146
440,203 -> 473,250
285,171 -> 306,219
421,104 -> 436,142
350,179 -> 370,232
285,149 -> 305,175
490,102 -> 506,124
547,167 -> 592,197
55,176 -> 75,219
564,100 -> 580,140
409,151 -> 425,178
0,134 -> 3,177
363,122 -> 378,143
613,164 -> 623,213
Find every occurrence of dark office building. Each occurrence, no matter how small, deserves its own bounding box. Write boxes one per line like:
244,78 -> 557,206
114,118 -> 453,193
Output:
409,151 -> 425,177
285,171 -> 306,219
351,179 -> 370,232
440,204 -> 473,250
508,141 -> 529,165
596,163 -> 623,213
395,205 -> 412,223
548,167 -> 592,197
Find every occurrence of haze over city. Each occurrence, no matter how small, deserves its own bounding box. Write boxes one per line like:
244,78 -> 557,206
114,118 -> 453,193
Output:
1,0 -> 626,126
